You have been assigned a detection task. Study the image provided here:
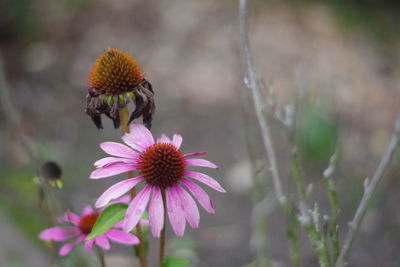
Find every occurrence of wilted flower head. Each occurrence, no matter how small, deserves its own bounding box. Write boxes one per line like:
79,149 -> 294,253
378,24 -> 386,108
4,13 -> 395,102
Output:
90,123 -> 226,237
86,48 -> 155,129
39,205 -> 140,256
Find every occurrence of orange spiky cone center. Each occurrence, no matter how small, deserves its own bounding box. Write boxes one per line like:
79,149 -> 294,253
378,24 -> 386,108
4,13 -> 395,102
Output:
88,48 -> 145,96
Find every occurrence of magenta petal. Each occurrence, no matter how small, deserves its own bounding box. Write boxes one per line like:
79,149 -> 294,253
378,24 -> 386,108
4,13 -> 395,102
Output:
185,158 -> 218,169
184,152 -> 207,158
90,163 -> 138,179
166,187 -> 186,237
181,178 -> 215,214
95,235 -> 110,250
157,134 -> 171,144
84,239 -> 94,252
82,205 -> 94,216
95,177 -> 143,208
39,226 -> 80,241
148,186 -> 164,237
122,123 -> 155,152
65,211 -> 81,225
184,171 -> 226,193
95,157 -> 137,167
123,185 -> 152,232
106,229 -> 139,245
59,242 -> 74,256
174,185 -> 200,229
100,142 -> 138,158
171,134 -> 183,149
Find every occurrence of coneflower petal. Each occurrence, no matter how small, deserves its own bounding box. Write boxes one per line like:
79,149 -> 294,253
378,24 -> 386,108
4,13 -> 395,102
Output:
122,123 -> 155,152
174,184 -> 199,229
100,142 -> 138,158
106,229 -> 140,245
148,186 -> 164,238
95,235 -> 110,250
166,187 -> 186,237
90,163 -> 139,179
181,178 -> 215,214
123,184 -> 152,232
157,134 -> 171,144
95,177 -> 143,208
171,134 -> 183,149
185,158 -> 218,169
184,171 -> 226,193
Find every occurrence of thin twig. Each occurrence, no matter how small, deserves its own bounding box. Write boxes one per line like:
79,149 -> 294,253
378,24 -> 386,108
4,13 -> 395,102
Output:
335,119 -> 400,267
239,0 -> 286,206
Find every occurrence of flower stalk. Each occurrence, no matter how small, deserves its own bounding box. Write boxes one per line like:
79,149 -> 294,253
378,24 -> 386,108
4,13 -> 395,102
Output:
119,107 -> 148,267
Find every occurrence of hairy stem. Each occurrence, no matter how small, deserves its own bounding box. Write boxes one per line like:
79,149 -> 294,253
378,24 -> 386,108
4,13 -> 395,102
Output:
119,107 -> 148,267
335,122 -> 400,267
159,189 -> 167,267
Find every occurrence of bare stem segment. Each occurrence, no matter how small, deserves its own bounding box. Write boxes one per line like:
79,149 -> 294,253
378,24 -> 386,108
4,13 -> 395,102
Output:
119,107 -> 148,267
335,120 -> 400,267
239,0 -> 286,206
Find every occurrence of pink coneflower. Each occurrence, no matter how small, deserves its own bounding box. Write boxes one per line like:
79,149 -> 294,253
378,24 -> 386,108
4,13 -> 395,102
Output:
39,205 -> 139,256
90,123 -> 226,237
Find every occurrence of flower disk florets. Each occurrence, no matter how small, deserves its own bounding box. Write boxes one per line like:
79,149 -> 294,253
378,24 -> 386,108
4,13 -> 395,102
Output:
88,48 -> 145,96
78,213 -> 99,234
138,143 -> 185,188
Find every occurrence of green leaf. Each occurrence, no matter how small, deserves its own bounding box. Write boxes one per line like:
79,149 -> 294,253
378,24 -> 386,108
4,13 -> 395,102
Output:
86,203 -> 127,240
164,256 -> 191,267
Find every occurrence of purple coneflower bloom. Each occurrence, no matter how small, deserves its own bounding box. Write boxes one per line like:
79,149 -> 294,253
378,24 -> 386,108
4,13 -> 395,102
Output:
39,205 -> 139,256
90,123 -> 226,237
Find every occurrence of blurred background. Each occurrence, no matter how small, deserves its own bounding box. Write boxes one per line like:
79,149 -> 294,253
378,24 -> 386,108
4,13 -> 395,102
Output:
1,0 -> 400,266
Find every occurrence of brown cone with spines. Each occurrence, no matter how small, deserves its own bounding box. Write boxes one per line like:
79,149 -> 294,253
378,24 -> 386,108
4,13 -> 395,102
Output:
85,48 -> 155,129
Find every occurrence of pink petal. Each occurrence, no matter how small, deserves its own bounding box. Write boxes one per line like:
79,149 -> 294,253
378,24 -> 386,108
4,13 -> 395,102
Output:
123,185 -> 152,232
90,163 -> 139,179
181,178 -> 215,214
184,152 -> 207,158
59,242 -> 74,256
106,229 -> 139,245
95,157 -> 138,167
95,235 -> 110,250
122,123 -> 155,152
171,134 -> 183,149
184,171 -> 226,193
58,235 -> 84,256
185,158 -> 218,169
108,195 -> 131,205
100,142 -> 138,158
140,219 -> 150,226
174,185 -> 199,229
65,211 -> 81,226
157,134 -> 171,144
148,186 -> 164,237
39,226 -> 80,241
82,205 -> 94,216
166,187 -> 186,237
95,177 -> 143,208
84,239 -> 94,252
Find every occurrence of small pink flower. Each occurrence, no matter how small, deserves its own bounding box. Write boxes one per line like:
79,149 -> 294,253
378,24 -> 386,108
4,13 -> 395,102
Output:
38,205 -> 139,256
90,123 -> 226,237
